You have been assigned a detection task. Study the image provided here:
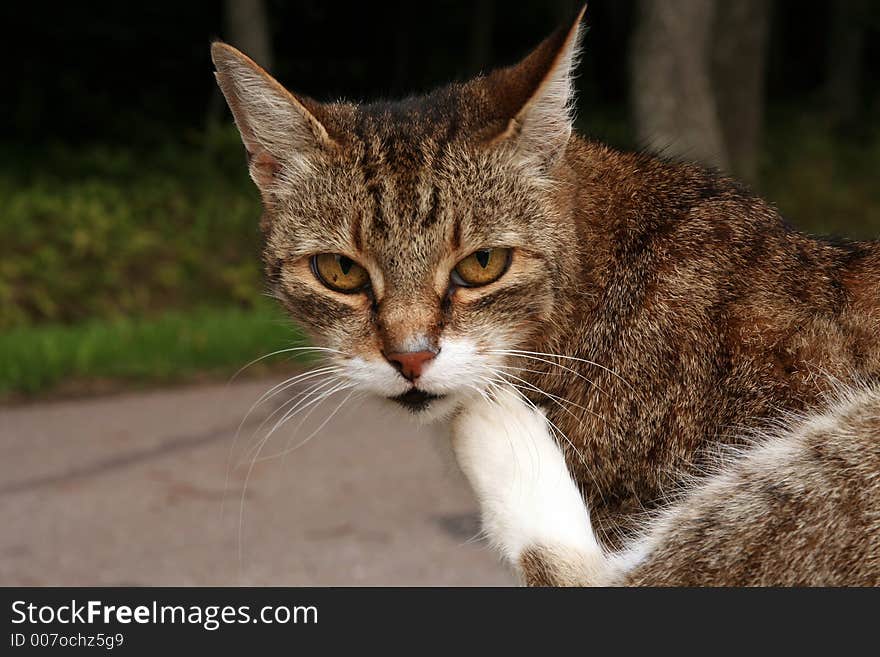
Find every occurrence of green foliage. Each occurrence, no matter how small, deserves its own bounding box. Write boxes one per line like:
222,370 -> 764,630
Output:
760,110 -> 880,239
0,126 -> 263,329
0,303 -> 309,398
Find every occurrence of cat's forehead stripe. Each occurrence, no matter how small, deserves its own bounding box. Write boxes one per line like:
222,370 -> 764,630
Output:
350,210 -> 363,252
421,186 -> 441,230
348,106 -> 459,249
352,115 -> 390,238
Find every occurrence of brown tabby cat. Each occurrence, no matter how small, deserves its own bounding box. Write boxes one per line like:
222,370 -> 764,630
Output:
212,7 -> 880,585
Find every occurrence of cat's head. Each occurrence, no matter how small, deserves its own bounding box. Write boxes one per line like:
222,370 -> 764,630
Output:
212,10 -> 584,421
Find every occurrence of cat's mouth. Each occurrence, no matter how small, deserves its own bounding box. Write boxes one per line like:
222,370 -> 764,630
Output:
391,388 -> 445,412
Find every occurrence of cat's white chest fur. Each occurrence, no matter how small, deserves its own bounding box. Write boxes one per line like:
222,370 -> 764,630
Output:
451,390 -> 601,566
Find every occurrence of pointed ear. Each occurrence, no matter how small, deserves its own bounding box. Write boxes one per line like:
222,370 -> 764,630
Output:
487,6 -> 585,168
210,42 -> 335,193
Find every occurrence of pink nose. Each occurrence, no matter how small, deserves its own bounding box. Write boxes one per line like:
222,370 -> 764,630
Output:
385,350 -> 437,381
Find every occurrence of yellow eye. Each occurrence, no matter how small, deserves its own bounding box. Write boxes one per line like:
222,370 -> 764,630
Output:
452,248 -> 511,287
311,254 -> 370,293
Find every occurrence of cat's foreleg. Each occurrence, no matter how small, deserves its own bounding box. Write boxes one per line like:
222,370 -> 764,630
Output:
451,389 -> 618,586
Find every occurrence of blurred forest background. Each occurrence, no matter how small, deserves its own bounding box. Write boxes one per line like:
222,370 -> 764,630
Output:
2,0 -> 879,398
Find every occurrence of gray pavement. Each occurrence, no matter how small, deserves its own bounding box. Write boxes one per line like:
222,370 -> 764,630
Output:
0,377 -> 513,586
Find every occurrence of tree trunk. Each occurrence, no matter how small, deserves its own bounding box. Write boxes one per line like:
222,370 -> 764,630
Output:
712,0 -> 770,184
224,0 -> 273,70
630,0 -> 728,171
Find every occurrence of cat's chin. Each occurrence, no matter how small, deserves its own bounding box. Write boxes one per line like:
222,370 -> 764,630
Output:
383,389 -> 462,424
391,389 -> 444,412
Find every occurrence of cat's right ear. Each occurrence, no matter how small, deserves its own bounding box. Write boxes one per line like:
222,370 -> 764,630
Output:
211,42 -> 335,193
482,7 -> 585,171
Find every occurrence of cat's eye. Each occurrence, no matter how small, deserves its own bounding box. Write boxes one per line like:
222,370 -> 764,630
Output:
311,254 -> 370,293
452,248 -> 512,287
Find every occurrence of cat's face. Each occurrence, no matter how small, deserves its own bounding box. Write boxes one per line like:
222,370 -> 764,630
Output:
263,133 -> 574,420
213,17 -> 582,420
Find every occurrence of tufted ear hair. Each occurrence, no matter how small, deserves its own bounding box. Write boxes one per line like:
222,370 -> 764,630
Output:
483,6 -> 585,169
211,42 -> 336,195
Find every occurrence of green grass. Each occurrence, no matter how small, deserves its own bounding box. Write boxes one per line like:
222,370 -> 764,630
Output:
0,302 -> 311,398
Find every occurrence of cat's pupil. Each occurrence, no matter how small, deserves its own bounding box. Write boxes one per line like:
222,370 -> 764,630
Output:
338,255 -> 353,275
475,250 -> 491,268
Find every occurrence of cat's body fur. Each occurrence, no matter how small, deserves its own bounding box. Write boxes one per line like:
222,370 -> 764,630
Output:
532,136 -> 880,549
212,8 -> 880,585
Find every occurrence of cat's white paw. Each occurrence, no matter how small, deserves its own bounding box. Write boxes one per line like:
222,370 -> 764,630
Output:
451,389 -> 599,564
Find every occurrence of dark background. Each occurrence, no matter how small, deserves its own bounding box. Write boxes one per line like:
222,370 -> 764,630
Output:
5,1 -> 880,145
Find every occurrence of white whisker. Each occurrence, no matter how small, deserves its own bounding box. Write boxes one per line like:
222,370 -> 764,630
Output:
495,369 -> 604,424
237,375 -> 353,576
262,389 -> 360,462
490,348 -> 636,392
239,375 -> 344,466
493,355 -> 610,399
227,345 -> 344,384
223,365 -> 343,517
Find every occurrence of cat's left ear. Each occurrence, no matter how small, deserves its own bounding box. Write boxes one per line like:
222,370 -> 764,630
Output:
486,6 -> 585,169
211,42 -> 336,195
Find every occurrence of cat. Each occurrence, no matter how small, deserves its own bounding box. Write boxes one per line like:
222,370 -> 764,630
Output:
212,7 -> 880,585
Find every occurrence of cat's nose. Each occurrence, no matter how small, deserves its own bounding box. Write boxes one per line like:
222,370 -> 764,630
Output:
385,350 -> 437,381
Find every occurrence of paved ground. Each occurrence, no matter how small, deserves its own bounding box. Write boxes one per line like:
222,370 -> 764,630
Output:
0,377 -> 513,586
